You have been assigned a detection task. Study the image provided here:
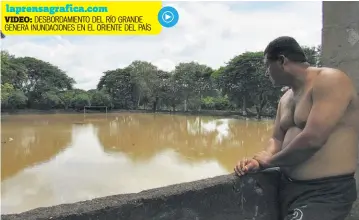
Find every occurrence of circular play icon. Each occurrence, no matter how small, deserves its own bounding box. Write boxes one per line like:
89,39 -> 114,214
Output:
158,6 -> 179,28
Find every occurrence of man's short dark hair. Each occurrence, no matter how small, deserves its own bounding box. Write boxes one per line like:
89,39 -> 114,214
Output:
264,36 -> 307,63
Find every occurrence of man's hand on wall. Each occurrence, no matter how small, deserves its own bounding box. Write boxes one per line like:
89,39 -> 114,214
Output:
234,157 -> 261,176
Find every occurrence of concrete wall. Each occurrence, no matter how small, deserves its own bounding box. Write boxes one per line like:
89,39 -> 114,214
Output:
2,170 -> 357,220
322,2 -> 359,220
322,1 -> 359,91
2,170 -> 358,220
1,171 -> 280,220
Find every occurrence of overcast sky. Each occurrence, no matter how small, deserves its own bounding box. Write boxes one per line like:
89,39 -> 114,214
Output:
1,1 -> 322,90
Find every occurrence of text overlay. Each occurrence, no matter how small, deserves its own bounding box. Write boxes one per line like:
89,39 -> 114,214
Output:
1,1 -> 163,35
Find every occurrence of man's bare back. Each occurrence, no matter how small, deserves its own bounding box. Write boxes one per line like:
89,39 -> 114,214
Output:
278,67 -> 359,180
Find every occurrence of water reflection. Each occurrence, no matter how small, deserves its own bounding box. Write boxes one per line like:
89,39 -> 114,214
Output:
1,113 -> 273,214
97,114 -> 272,171
1,115 -> 72,180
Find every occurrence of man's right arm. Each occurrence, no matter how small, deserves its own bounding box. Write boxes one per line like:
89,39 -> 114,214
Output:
263,101 -> 285,156
235,100 -> 285,175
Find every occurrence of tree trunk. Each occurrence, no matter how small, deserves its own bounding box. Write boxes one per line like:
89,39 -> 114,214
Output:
256,92 -> 267,120
256,106 -> 261,119
137,93 -> 141,110
198,92 -> 202,111
242,96 -> 247,115
153,99 -> 157,112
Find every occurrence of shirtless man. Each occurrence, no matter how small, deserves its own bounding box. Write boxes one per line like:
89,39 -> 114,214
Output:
234,36 -> 359,220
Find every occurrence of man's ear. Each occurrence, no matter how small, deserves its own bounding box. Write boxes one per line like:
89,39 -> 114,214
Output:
278,55 -> 289,69
278,55 -> 288,64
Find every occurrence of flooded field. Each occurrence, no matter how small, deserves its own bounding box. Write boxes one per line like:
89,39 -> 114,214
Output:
1,113 -> 273,214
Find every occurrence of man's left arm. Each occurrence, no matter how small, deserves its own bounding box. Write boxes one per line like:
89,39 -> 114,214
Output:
257,71 -> 353,168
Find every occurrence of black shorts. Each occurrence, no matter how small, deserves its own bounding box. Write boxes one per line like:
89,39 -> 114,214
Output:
279,172 -> 357,220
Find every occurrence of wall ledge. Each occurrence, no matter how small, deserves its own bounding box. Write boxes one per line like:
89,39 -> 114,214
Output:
2,170 -> 280,220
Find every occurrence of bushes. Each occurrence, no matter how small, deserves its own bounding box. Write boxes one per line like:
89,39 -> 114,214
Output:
201,95 -> 232,110
1,83 -> 28,109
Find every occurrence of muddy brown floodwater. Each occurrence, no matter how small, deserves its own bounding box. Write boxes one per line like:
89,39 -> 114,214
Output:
1,113 -> 273,214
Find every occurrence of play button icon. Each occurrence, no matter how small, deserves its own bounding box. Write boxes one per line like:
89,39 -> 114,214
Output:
162,11 -> 174,23
158,6 -> 179,28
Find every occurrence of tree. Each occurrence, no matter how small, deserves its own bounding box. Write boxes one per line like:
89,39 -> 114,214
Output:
302,45 -> 322,67
127,60 -> 159,109
1,45 -> 319,117
173,62 -> 213,111
7,90 -> 27,109
220,52 -> 255,114
1,51 -> 27,89
150,70 -> 171,111
14,56 -> 74,108
1,83 -> 15,105
58,90 -> 75,110
1,52 -> 75,109
37,91 -> 62,109
1,83 -> 28,110
161,76 -> 183,111
88,89 -> 113,107
71,90 -> 90,110
98,68 -> 134,109
219,52 -> 281,118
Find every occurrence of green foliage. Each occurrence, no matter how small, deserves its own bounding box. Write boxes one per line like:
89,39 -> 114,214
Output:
98,68 -> 134,109
38,91 -> 62,109
1,83 -> 15,103
59,90 -> 75,109
1,45 -> 322,117
1,51 -> 27,89
1,51 -> 76,110
72,91 -> 91,110
1,83 -> 27,109
89,90 -> 113,107
201,95 -> 231,110
302,45 -> 322,67
7,90 -> 27,109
